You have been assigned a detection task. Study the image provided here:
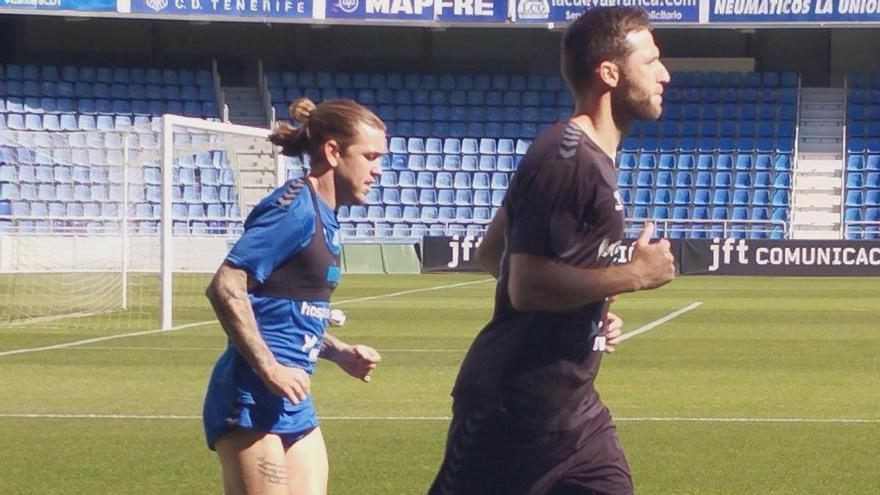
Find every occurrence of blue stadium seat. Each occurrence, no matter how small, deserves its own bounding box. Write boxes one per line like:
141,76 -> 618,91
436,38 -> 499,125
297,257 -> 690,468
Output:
442,138 -> 461,155
656,171 -> 673,187
461,138 -> 479,155
419,155 -> 439,171
615,153 -> 635,170
694,188 -> 711,206
733,189 -> 751,206
774,172 -> 791,189
630,206 -> 649,220
697,137 -> 717,154
715,172 -> 732,188
458,156 -> 476,171
453,172 -> 472,189
846,173 -> 863,189
654,188 -> 672,205
477,156 -> 496,171
634,188 -> 651,205
491,172 -> 509,190
657,154 -> 675,171
652,206 -> 670,220
673,188 -> 691,205
636,171 -> 653,187
437,155 -> 458,171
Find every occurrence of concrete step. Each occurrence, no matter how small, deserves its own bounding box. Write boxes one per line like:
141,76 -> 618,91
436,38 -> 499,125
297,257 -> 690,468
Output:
800,95 -> 844,104
798,158 -> 842,168
792,210 -> 841,224
790,229 -> 841,240
798,126 -> 842,138
796,175 -> 842,189
798,141 -> 843,154
802,87 -> 844,96
795,167 -> 838,177
799,151 -> 842,160
799,118 -> 843,126
793,194 -> 840,208
801,102 -> 843,111
799,110 -> 842,120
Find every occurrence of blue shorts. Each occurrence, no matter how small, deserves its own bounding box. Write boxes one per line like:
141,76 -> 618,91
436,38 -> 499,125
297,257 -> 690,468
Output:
202,350 -> 319,450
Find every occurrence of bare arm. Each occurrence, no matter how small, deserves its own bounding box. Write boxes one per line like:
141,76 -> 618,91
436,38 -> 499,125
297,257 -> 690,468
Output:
508,222 -> 675,312
318,331 -> 346,362
320,331 -> 381,382
205,262 -> 309,402
475,207 -> 507,279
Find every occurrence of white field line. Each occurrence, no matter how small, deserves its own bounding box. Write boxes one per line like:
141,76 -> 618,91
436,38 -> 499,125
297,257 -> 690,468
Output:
617,301 -> 703,342
68,347 -> 468,352
0,278 -> 493,358
28,296 -> 695,355
331,278 -> 492,306
0,320 -> 213,358
3,311 -> 105,327
0,413 -> 878,424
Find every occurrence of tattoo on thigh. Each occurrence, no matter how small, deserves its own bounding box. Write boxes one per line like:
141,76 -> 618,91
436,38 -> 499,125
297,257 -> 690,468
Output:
256,456 -> 288,485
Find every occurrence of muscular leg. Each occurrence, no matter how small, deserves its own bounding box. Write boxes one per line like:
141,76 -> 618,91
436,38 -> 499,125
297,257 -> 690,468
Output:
284,427 -> 329,495
215,428 -> 291,495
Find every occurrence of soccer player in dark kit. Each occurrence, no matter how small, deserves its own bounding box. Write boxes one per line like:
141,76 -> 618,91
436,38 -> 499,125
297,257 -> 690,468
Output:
428,6 -> 676,495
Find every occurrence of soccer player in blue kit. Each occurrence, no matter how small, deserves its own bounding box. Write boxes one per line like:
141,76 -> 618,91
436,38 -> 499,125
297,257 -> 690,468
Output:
429,7 -> 676,495
202,98 -> 384,495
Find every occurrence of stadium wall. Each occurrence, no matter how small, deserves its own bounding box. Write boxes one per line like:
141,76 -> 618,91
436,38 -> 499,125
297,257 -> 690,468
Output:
422,236 -> 880,275
0,236 -> 421,274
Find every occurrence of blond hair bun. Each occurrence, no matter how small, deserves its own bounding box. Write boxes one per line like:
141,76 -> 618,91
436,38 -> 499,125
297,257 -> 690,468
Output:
289,98 -> 316,124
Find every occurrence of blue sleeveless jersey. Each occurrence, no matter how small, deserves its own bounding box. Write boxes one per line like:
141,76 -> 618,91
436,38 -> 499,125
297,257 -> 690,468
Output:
203,179 -> 341,448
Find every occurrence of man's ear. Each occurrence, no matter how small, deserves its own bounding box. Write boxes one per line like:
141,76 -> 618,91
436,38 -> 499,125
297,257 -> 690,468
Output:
598,61 -> 620,89
323,139 -> 341,168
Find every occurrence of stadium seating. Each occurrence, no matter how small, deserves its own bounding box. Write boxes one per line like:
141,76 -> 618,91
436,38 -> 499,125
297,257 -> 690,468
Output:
845,72 -> 880,238
0,63 -> 236,234
264,69 -> 800,239
2,66 -> 803,239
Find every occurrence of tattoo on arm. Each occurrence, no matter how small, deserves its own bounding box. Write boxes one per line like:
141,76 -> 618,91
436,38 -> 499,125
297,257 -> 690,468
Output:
206,265 -> 276,376
319,331 -> 345,361
256,456 -> 288,486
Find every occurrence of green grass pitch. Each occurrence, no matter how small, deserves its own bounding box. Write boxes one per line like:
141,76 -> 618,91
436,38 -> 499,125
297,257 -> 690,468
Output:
1,274 -> 879,494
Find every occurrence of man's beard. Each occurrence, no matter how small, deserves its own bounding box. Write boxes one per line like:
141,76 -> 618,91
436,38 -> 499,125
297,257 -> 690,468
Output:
611,74 -> 660,123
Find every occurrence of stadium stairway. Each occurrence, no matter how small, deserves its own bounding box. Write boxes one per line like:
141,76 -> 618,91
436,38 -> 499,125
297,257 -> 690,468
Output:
224,86 -> 268,128
790,87 -> 845,239
222,80 -> 277,209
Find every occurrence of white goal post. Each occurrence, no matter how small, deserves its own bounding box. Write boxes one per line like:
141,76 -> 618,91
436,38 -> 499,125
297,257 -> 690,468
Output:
159,115 -> 285,329
0,115 -> 287,331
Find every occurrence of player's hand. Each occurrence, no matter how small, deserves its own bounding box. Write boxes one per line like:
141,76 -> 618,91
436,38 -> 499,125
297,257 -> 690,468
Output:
262,362 -> 310,404
334,344 -> 381,382
629,222 -> 675,291
603,312 -> 623,353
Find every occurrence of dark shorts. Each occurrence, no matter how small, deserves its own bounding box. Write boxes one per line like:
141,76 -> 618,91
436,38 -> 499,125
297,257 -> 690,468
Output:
428,405 -> 632,495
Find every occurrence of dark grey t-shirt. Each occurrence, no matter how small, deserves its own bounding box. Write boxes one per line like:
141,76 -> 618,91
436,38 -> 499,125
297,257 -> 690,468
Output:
451,121 -> 625,431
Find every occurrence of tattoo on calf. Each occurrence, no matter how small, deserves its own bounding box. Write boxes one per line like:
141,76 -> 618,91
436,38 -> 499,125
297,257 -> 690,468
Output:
256,456 -> 288,485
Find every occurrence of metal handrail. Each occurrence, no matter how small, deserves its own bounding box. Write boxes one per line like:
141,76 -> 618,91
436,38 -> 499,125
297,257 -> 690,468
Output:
257,60 -> 274,129
211,58 -> 228,123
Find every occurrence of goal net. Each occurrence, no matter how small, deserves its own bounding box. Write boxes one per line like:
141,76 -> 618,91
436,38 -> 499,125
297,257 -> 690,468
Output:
0,115 -> 281,332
